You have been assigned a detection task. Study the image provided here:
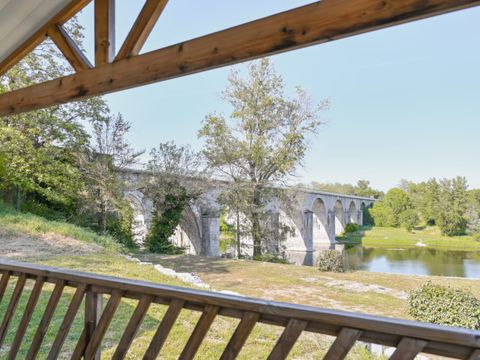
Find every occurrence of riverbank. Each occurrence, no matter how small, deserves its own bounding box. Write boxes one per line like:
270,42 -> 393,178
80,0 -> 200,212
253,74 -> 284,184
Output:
338,226 -> 480,250
136,253 -> 480,320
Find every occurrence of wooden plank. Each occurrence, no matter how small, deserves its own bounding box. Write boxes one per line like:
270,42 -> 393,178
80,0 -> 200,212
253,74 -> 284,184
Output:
268,318 -> 308,360
71,290 -> 104,360
26,280 -> 65,360
113,295 -> 154,360
469,349 -> 480,360
179,305 -> 220,360
323,327 -> 362,360
48,25 -> 93,72
143,299 -> 185,360
116,0 -> 169,60
0,0 -> 92,77
84,290 -> 123,360
1,0 -> 479,116
47,283 -> 87,360
0,274 -> 27,346
95,0 -> 115,65
220,311 -> 260,360
8,277 -> 45,359
390,337 -> 428,360
0,271 -> 11,303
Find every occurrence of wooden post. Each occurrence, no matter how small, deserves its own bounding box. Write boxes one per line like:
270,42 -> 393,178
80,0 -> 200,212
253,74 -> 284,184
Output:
85,290 -> 103,360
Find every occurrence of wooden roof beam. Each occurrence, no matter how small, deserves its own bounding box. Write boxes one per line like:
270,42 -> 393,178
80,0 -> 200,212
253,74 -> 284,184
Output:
0,0 -> 92,77
116,0 -> 169,61
48,25 -> 93,72
0,0 -> 479,116
95,0 -> 115,66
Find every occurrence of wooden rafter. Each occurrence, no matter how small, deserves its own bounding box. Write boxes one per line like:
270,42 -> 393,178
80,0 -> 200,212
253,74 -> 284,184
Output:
116,0 -> 169,61
48,25 -> 93,72
0,0 -> 479,116
95,0 -> 116,65
0,0 -> 92,77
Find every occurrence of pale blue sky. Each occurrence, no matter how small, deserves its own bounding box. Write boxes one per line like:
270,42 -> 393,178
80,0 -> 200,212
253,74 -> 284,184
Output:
76,2 -> 480,191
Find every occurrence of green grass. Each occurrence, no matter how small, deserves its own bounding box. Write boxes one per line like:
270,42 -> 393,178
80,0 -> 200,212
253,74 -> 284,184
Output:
0,205 -> 376,359
0,202 -> 122,252
338,226 -> 480,250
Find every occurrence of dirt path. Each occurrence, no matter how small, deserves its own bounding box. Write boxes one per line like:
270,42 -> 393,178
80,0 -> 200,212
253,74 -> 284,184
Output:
0,229 -> 103,261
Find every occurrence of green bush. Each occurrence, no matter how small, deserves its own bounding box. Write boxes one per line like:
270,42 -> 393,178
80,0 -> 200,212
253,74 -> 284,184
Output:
145,193 -> 186,254
344,223 -> 358,233
400,209 -> 419,232
253,253 -> 288,264
408,281 -> 480,330
317,250 -> 345,272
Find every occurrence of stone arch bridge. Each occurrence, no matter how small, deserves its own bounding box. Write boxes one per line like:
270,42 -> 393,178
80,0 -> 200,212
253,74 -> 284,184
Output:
120,169 -> 375,260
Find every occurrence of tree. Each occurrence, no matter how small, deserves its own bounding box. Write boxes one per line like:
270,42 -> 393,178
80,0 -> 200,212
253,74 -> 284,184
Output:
370,188 -> 411,227
435,177 -> 468,236
0,18 -> 109,213
80,113 -> 143,237
403,179 -> 439,226
199,58 -> 327,256
143,142 -> 206,253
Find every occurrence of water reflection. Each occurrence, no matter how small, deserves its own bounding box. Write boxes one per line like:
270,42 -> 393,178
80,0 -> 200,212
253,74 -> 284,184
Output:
286,246 -> 480,278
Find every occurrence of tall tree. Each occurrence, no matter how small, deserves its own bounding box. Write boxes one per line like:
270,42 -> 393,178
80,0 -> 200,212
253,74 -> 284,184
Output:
0,18 -> 109,212
435,177 -> 468,236
199,58 -> 327,256
80,113 -> 143,234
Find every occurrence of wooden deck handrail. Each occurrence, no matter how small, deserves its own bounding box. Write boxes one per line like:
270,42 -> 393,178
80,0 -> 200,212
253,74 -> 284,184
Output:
0,259 -> 478,359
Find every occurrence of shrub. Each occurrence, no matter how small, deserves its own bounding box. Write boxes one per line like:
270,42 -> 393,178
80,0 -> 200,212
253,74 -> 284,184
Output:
344,223 -> 358,233
400,209 -> 419,232
253,253 -> 288,264
317,250 -> 345,272
473,233 -> 480,242
408,281 -> 480,330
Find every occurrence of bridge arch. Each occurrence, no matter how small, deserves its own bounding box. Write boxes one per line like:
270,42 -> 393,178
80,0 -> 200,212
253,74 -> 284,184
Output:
348,200 -> 357,224
334,199 -> 345,235
124,190 -> 149,245
312,198 -> 329,245
170,204 -> 203,255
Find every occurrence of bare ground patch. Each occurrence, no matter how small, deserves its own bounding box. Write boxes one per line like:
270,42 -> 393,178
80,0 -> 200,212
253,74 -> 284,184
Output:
0,229 -> 103,260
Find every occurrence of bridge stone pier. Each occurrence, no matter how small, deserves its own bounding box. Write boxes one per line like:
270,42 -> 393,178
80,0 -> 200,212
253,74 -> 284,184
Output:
120,169 -> 375,261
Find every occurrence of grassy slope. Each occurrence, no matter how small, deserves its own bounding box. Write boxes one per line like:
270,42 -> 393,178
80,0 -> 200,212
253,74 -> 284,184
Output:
0,205 -> 373,359
338,226 -> 480,250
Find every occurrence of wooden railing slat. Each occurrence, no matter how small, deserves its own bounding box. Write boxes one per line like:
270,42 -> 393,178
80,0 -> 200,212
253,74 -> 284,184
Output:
323,327 -> 362,360
179,304 -> 220,360
0,271 -> 11,304
26,280 -> 65,360
390,337 -> 428,360
469,349 -> 480,360
84,289 -> 123,360
220,311 -> 260,360
267,318 -> 308,360
112,294 -> 154,360
0,274 -> 27,347
143,299 -> 185,360
8,276 -> 45,359
72,290 -> 104,360
47,283 -> 87,360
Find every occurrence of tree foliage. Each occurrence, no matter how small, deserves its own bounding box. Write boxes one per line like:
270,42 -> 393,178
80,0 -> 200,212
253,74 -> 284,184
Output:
199,58 -> 327,256
143,142 -> 206,253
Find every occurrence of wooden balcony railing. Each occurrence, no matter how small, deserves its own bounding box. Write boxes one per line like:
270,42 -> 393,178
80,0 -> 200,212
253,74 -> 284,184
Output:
0,259 -> 478,359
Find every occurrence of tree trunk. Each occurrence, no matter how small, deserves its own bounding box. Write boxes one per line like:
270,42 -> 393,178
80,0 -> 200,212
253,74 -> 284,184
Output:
236,209 -> 241,258
251,185 -> 263,257
15,186 -> 21,211
100,201 -> 107,234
